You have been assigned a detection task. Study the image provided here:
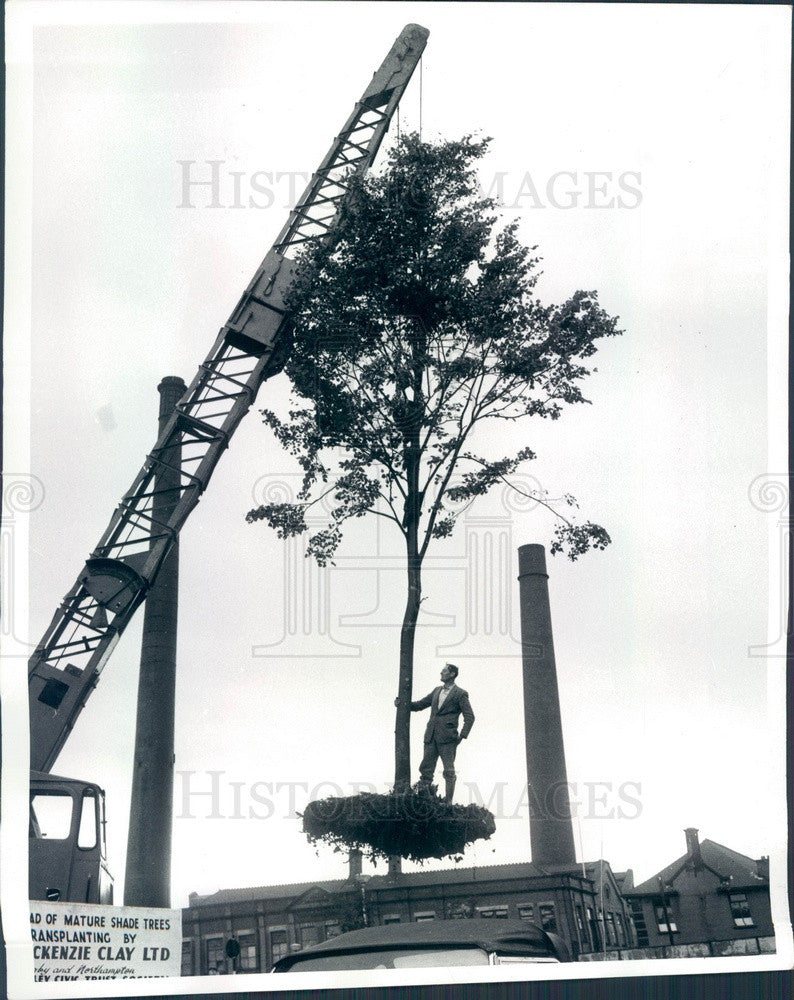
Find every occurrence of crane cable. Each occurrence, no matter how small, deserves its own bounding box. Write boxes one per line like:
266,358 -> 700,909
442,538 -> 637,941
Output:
419,55 -> 423,140
397,55 -> 422,142
396,54 -> 422,143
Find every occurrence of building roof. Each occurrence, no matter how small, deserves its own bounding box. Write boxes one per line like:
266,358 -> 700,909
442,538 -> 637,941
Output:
614,870 -> 634,892
187,859 -> 595,910
627,840 -> 768,896
542,860 -> 632,898
188,879 -> 349,907
543,860 -> 615,879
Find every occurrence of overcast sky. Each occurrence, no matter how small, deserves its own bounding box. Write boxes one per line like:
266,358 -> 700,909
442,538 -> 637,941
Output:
6,1 -> 790,915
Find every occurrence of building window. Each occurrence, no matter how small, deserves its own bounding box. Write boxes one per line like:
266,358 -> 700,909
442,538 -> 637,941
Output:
628,900 -> 648,947
237,932 -> 257,972
414,911 -> 435,922
615,912 -> 626,946
653,899 -> 677,934
587,906 -> 601,951
325,920 -> 342,938
382,915 -> 401,925
518,904 -> 535,922
477,906 -> 508,919
205,936 -> 224,974
575,904 -> 589,949
729,893 -> 755,928
181,939 -> 193,976
606,913 -> 617,946
269,928 -> 288,965
538,904 -> 557,933
300,924 -> 320,948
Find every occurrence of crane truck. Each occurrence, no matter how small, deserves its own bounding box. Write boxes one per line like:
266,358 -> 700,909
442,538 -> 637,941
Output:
28,23 -> 429,905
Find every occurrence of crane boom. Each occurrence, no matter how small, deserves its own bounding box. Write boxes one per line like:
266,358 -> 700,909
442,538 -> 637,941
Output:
29,24 -> 429,774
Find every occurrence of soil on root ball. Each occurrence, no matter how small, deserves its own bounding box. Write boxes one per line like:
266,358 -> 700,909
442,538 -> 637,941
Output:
301,787 -> 496,863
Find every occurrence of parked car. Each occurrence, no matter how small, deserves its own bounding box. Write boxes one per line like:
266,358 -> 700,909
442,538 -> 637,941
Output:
272,918 -> 571,971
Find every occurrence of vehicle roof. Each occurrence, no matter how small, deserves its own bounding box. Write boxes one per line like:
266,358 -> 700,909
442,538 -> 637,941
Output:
30,771 -> 105,792
275,918 -> 562,968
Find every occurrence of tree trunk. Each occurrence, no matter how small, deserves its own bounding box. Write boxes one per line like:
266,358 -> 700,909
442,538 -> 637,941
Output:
394,320 -> 427,793
394,414 -> 423,791
394,545 -> 421,791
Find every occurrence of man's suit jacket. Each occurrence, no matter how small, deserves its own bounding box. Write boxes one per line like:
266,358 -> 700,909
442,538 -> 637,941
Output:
410,684 -> 475,745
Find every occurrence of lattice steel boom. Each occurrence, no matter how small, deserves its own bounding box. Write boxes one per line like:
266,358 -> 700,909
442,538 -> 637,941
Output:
29,24 -> 429,773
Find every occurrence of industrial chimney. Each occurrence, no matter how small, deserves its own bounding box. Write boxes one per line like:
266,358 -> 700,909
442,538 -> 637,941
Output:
348,849 -> 363,880
517,544 -> 576,866
124,376 -> 185,907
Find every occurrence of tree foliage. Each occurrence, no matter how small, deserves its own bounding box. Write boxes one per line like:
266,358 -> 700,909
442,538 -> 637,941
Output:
248,134 -> 620,564
247,133 -> 621,797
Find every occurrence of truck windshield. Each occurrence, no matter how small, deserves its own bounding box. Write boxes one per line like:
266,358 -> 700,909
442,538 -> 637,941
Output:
494,954 -> 561,964
29,793 -> 72,840
281,947 -> 490,971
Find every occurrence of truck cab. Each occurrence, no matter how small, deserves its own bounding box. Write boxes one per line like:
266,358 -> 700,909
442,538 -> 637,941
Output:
29,772 -> 113,904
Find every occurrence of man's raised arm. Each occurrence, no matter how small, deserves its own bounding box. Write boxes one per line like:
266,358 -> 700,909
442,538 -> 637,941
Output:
394,692 -> 433,711
410,692 -> 434,712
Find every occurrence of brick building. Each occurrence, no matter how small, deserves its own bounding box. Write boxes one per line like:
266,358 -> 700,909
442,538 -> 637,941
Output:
181,854 -> 636,974
622,829 -> 774,958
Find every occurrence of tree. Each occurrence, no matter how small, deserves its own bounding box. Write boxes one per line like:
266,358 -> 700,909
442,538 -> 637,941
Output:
247,134 -> 621,795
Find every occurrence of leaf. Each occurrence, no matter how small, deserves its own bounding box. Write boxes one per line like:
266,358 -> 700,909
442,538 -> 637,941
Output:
447,448 -> 536,502
245,503 -> 307,539
550,522 -> 612,561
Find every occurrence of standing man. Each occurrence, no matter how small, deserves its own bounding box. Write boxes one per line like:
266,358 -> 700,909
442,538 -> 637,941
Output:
401,663 -> 475,804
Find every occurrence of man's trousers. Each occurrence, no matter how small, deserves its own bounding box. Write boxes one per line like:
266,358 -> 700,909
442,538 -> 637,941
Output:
418,739 -> 458,784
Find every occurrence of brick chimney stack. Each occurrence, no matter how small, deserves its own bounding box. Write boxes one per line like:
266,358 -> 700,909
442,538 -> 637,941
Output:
684,827 -> 704,869
124,375 -> 186,907
388,855 -> 402,879
517,544 -> 576,866
348,848 -> 363,880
